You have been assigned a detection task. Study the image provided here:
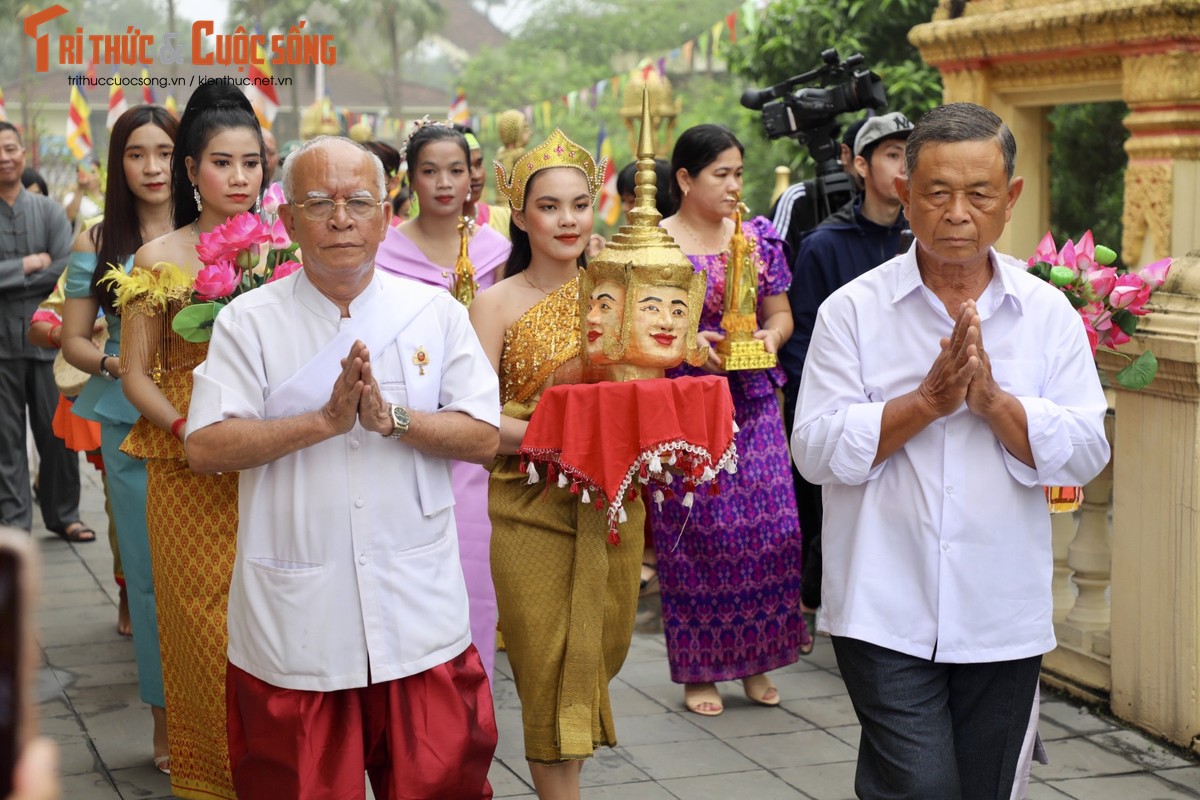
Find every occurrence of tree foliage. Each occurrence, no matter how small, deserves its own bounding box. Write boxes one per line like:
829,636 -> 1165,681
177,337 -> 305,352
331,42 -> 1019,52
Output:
1048,102 -> 1128,265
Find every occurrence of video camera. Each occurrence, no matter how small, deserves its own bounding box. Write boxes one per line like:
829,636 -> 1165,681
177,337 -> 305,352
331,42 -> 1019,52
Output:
742,50 -> 888,223
741,50 -> 887,159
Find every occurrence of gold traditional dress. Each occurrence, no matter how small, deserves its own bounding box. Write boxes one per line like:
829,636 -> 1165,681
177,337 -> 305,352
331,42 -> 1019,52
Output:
112,264 -> 238,800
489,275 -> 645,763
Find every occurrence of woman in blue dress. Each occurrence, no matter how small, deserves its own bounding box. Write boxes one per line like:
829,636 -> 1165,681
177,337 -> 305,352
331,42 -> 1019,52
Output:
59,104 -> 178,772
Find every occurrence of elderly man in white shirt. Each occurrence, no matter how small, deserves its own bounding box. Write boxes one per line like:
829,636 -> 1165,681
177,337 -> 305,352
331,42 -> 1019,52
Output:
186,136 -> 500,800
792,103 -> 1110,800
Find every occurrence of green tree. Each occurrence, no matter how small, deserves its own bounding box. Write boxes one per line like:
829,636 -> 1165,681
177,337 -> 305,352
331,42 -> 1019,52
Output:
1048,102 -> 1128,264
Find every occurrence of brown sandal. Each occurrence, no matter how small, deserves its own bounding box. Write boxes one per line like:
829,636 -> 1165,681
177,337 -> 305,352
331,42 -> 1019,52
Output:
51,522 -> 96,543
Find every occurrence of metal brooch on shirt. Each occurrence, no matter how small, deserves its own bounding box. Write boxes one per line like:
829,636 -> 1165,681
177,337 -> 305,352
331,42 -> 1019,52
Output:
413,346 -> 429,376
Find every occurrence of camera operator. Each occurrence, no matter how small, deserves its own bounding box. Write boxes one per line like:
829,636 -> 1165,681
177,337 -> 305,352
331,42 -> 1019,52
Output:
779,111 -> 914,624
769,116 -> 868,259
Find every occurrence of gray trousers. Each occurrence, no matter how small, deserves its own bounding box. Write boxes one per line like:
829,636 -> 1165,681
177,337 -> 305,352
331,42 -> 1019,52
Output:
0,358 -> 80,532
833,636 -> 1041,800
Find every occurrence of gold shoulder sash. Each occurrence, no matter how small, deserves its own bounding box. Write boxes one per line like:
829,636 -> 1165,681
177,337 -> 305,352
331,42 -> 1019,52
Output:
499,275 -> 581,405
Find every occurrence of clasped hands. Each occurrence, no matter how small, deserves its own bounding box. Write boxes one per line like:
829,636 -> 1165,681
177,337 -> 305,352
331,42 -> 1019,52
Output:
321,339 -> 395,437
917,300 -> 1005,420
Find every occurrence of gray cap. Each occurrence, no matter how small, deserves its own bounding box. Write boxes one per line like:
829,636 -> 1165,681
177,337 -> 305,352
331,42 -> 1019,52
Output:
854,112 -> 914,157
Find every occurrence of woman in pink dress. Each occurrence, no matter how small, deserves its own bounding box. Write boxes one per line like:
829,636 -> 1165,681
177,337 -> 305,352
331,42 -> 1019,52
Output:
375,122 -> 510,681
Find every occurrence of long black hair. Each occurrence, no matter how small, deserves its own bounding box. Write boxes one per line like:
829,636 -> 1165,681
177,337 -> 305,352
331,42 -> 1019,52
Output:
20,168 -> 48,197
89,105 -> 179,313
171,81 -> 263,229
669,125 -> 743,208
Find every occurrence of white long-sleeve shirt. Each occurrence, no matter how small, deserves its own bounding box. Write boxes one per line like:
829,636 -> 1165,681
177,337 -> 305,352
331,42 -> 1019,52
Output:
189,270 -> 500,691
792,247 -> 1109,663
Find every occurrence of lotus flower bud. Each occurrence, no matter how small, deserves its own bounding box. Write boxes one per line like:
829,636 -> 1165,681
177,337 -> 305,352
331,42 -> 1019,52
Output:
235,248 -> 258,270
1049,266 -> 1074,287
1095,245 -> 1118,266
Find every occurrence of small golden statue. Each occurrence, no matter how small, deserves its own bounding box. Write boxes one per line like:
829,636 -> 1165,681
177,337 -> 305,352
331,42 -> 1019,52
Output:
581,87 -> 706,382
447,215 -> 478,307
716,196 -> 777,370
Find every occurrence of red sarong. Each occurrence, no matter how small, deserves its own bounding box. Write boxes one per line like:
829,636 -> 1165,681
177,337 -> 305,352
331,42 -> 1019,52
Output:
226,646 -> 496,800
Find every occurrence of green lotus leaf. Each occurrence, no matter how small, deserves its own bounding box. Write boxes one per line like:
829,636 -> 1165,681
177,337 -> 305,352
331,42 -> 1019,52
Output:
171,301 -> 225,343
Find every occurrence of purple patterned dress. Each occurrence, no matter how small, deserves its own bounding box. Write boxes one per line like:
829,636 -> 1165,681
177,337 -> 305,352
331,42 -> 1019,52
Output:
652,215 -> 806,684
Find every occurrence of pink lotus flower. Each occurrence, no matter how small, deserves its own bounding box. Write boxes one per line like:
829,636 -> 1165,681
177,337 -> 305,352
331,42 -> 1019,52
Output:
1029,230 -> 1058,268
193,261 -> 240,301
1106,327 -> 1132,348
1059,238 -> 1078,276
262,182 -> 285,216
1082,320 -> 1099,356
267,260 -> 303,283
1085,266 -> 1117,298
1109,274 -> 1149,312
1139,257 -> 1172,290
1075,230 -> 1095,273
269,218 -> 291,249
196,212 -> 271,265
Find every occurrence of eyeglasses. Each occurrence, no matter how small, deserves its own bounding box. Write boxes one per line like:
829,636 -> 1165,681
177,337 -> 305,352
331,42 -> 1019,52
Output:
291,197 -> 384,221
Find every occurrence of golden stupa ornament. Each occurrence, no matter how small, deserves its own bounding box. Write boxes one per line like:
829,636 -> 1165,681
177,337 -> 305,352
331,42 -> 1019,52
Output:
716,195 -> 777,371
494,129 -> 606,211
581,86 -> 706,382
446,215 -> 478,307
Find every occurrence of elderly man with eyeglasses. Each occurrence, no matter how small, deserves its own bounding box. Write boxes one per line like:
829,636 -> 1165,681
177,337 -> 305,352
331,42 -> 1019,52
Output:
185,135 -> 500,800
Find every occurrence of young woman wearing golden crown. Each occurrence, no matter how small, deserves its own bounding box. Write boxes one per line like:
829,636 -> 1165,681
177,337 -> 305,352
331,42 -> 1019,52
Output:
470,130 -> 644,800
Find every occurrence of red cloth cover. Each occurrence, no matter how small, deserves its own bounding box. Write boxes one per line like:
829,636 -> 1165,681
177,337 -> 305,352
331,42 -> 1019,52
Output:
520,375 -> 738,543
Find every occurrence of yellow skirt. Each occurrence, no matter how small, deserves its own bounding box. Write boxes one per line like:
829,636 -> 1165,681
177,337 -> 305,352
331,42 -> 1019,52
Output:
489,456 -> 643,763
146,456 -> 238,800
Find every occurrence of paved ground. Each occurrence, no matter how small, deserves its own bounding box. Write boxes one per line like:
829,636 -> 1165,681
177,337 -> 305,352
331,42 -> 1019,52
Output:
23,463 -> 1200,799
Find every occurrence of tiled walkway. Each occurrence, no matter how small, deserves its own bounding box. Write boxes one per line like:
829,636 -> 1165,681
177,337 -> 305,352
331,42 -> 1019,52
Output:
27,465 -> 1200,798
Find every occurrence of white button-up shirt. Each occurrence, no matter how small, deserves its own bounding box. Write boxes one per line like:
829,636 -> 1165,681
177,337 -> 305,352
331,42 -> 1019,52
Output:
792,247 -> 1109,663
189,270 -> 500,691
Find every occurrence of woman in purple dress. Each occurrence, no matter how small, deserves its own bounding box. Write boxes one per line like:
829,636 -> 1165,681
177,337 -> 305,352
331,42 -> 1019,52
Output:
655,125 -> 809,716
375,122 -> 511,682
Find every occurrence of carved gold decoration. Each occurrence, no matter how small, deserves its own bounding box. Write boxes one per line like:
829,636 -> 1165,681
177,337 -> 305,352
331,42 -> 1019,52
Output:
913,1 -> 1200,68
1122,163 -> 1174,265
447,216 -> 478,307
619,68 -> 682,157
716,196 -> 776,371
581,87 -> 706,382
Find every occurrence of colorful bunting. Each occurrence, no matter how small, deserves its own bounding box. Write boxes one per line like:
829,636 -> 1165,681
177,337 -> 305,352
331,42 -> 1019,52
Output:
106,71 -> 128,131
66,85 -> 93,161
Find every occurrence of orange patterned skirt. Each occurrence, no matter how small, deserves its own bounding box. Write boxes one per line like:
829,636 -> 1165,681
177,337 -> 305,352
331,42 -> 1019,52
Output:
145,456 -> 238,800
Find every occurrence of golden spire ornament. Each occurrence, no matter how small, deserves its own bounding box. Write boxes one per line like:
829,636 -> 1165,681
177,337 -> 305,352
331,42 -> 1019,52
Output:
716,194 -> 777,370
580,86 -> 707,381
447,215 -> 478,307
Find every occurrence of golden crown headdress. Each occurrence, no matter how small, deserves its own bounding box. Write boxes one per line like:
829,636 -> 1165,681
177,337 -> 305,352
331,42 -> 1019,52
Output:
494,129 -> 606,211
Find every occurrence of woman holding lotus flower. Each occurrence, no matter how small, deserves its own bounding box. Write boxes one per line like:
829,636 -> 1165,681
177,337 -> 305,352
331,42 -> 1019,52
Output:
107,80 -> 265,800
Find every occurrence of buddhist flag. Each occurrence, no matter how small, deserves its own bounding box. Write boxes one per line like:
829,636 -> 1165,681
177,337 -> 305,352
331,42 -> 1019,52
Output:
0,84 -> 6,121
141,69 -> 155,104
596,124 -> 620,227
107,72 -> 129,131
164,94 -> 178,117
245,31 -> 279,130
66,85 -> 93,161
449,88 -> 470,125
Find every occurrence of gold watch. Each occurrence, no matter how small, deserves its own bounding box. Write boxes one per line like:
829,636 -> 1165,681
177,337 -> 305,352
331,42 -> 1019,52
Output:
385,403 -> 410,439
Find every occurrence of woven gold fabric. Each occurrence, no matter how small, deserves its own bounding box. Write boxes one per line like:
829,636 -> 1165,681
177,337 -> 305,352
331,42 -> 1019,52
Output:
146,460 -> 238,799
498,276 -> 583,405
490,466 -> 643,762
